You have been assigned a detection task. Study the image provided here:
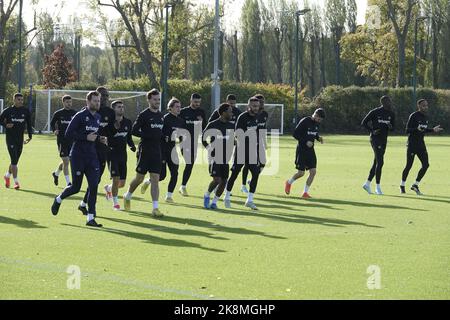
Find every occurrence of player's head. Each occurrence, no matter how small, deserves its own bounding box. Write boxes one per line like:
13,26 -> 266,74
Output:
380,95 -> 392,109
96,86 -> 110,108
248,96 -> 260,115
13,93 -> 24,107
190,93 -> 202,109
417,99 -> 428,112
168,97 -> 181,116
147,89 -> 160,111
62,95 -> 72,109
86,91 -> 101,111
111,100 -> 124,117
226,94 -> 237,108
255,94 -> 265,111
219,103 -> 232,121
312,108 -> 326,123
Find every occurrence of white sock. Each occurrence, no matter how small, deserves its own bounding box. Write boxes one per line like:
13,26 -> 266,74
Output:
106,185 -> 112,193
304,185 -> 310,193
241,184 -> 246,189
181,185 -> 186,189
204,191 -> 211,197
212,196 -> 219,205
54,169 -> 61,176
113,196 -> 119,205
14,178 -> 19,184
414,181 -> 420,186
87,214 -> 94,222
65,175 -> 71,185
166,192 -> 173,198
124,192 -> 133,200
376,184 -> 381,190
400,181 -> 406,187
288,178 -> 295,185
5,172 -> 11,178
56,196 -> 62,204
364,180 -> 371,187
153,201 -> 158,209
80,201 -> 87,208
247,193 -> 254,202
224,191 -> 231,200
145,179 -> 151,185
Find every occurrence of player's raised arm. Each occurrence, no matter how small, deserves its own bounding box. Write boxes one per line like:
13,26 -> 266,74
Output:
361,109 -> 375,132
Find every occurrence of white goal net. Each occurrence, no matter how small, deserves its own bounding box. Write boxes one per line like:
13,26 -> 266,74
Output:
236,103 -> 284,135
34,89 -> 149,133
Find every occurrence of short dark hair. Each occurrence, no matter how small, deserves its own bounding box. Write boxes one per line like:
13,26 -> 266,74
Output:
417,99 -> 427,107
191,93 -> 202,100
380,95 -> 391,106
168,97 -> 181,109
226,94 -> 236,101
86,91 -> 100,101
147,88 -> 160,99
254,94 -> 265,101
111,100 -> 123,108
13,93 -> 23,100
314,108 -> 326,119
218,103 -> 231,115
62,95 -> 72,102
96,86 -> 109,95
248,96 -> 260,104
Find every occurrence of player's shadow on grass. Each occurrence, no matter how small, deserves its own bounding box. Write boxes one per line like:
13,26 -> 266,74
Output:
61,223 -> 226,253
384,195 -> 450,205
230,194 -> 339,211
0,216 -> 47,229
101,216 -> 229,241
128,209 -> 286,240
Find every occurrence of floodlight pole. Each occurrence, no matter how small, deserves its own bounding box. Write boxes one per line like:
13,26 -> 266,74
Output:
211,0 -> 221,112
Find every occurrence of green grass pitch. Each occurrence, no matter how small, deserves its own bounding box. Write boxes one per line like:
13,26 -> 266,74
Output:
0,134 -> 449,299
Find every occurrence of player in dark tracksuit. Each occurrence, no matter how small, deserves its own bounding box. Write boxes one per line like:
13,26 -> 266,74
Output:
0,93 -> 33,189
223,97 -> 261,210
140,97 -> 186,202
123,89 -> 165,217
208,94 -> 241,125
284,109 -> 325,198
79,87 -> 115,215
361,96 -> 396,195
50,95 -> 76,187
104,100 -> 136,210
400,99 -> 443,195
242,94 -> 268,194
51,91 -> 106,228
178,93 -> 207,196
202,103 -> 235,210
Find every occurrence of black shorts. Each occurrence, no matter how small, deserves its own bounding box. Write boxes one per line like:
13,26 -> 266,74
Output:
136,146 -> 162,175
57,136 -> 72,158
110,157 -> 127,180
7,141 -> 23,166
209,163 -> 230,179
295,145 -> 317,171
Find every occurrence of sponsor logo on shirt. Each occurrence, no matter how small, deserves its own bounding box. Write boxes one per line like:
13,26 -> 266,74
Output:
307,131 -> 318,136
150,123 -> 163,129
378,119 -> 391,125
114,132 -> 128,138
61,120 -> 71,124
418,124 -> 428,130
86,126 -> 99,132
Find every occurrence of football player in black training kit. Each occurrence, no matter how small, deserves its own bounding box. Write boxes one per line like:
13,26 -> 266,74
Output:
178,93 -> 207,196
202,103 -> 235,210
123,89 -> 164,217
361,95 -> 396,195
78,86 -> 115,215
0,93 -> 33,190
400,99 -> 443,195
50,95 -> 76,187
208,94 -> 241,125
104,100 -> 136,210
141,97 -> 185,202
223,97 -> 261,210
284,108 -> 325,198
241,94 -> 268,194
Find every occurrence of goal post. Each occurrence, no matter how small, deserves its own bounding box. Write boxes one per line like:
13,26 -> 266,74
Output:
34,89 -> 150,133
236,103 -> 284,135
0,99 -> 3,134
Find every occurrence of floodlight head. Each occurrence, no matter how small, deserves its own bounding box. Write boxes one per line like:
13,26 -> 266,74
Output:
416,16 -> 430,21
296,8 -> 311,16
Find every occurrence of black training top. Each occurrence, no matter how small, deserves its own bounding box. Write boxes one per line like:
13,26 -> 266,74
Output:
293,116 -> 321,149
50,108 -> 77,138
162,112 -> 185,150
202,118 -> 235,164
132,108 -> 164,152
361,106 -> 396,143
65,108 -> 101,157
235,111 -> 259,159
109,117 -> 135,160
180,106 -> 207,135
406,111 -> 434,148
208,106 -> 242,126
0,106 -> 33,142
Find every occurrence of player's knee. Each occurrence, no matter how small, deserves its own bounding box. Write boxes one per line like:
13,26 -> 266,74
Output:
118,180 -> 126,188
423,162 -> 430,170
150,173 -> 160,183
310,169 -> 317,176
